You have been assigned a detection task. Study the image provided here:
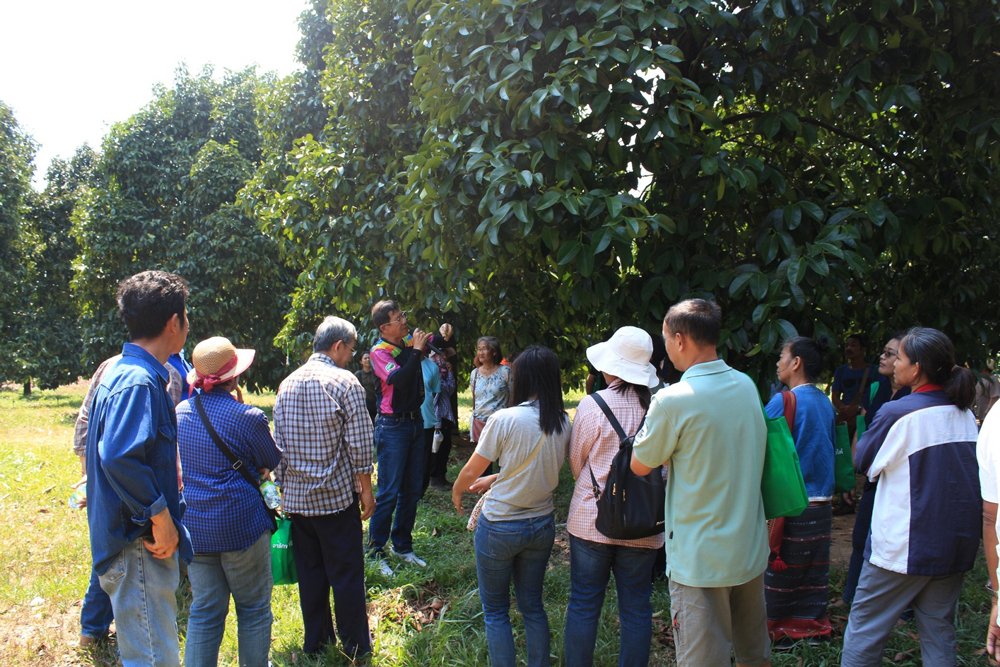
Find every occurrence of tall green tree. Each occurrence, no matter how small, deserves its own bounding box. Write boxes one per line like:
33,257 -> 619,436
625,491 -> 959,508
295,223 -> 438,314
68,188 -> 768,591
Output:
13,147 -> 101,390
252,0 -> 1000,379
74,66 -> 298,390
0,101 -> 37,389
245,0 -> 453,355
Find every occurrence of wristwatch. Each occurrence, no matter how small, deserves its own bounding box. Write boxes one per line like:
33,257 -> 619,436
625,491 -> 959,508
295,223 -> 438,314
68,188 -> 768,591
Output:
987,583 -> 998,598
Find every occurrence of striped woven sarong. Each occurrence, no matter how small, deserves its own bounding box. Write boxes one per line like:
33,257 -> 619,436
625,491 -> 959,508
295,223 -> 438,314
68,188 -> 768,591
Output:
764,502 -> 833,640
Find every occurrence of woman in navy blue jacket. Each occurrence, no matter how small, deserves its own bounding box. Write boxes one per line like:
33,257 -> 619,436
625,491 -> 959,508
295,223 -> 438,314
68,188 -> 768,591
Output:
842,328 -> 979,667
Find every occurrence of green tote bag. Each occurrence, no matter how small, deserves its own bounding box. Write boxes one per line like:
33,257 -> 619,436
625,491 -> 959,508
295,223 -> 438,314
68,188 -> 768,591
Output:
760,392 -> 808,520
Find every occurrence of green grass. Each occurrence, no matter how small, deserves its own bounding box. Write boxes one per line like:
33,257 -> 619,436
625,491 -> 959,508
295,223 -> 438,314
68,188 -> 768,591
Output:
0,383 -> 993,665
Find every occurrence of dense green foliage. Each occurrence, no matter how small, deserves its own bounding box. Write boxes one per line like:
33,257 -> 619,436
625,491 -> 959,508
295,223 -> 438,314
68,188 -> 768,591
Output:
14,147 -> 100,389
0,101 -> 37,385
250,0 -> 1000,379
73,67 -> 298,390
3,2 -> 1000,389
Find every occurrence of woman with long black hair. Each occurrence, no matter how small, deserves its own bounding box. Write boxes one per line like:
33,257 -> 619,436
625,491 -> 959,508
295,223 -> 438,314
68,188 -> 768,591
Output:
842,327 -> 980,666
452,345 -> 571,667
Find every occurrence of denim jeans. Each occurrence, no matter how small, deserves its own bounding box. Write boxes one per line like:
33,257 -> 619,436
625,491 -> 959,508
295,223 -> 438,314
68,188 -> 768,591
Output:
564,535 -> 657,667
368,415 -> 424,554
475,513 -> 555,667
81,565 -> 114,639
98,538 -> 181,667
184,531 -> 273,667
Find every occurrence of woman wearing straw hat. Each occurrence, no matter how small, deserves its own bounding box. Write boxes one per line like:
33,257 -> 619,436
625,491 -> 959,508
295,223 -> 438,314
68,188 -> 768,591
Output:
564,326 -> 665,667
175,337 -> 281,667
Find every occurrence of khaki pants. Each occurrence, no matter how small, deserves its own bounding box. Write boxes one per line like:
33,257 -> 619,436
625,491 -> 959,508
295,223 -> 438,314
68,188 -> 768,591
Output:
669,573 -> 771,667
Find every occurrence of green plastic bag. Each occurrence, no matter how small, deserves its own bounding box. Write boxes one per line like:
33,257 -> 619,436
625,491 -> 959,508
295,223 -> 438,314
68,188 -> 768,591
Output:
271,515 -> 297,586
760,396 -> 808,520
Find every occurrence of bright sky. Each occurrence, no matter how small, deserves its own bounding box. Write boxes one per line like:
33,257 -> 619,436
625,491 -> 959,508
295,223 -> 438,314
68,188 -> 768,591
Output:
0,0 -> 309,188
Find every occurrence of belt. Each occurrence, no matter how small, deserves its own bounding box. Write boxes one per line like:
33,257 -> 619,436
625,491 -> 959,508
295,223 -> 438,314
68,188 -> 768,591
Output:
380,411 -> 420,420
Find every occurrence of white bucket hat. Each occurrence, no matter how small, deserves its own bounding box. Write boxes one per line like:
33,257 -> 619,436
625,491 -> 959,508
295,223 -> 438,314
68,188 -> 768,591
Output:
586,326 -> 659,388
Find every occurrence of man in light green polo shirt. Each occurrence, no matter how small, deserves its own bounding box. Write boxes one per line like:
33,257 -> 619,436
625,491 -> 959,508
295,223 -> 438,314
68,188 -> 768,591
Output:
631,298 -> 771,667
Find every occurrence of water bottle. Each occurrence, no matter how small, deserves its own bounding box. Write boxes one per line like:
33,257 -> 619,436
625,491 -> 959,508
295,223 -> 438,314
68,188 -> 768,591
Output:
260,480 -> 281,510
68,484 -> 87,510
432,428 -> 443,453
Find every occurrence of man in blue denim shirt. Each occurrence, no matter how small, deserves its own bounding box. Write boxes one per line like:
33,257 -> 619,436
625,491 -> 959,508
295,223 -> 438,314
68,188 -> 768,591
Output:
86,271 -> 193,667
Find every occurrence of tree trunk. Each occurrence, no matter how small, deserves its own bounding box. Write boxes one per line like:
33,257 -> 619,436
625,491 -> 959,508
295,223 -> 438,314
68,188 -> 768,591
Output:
22,378 -> 31,396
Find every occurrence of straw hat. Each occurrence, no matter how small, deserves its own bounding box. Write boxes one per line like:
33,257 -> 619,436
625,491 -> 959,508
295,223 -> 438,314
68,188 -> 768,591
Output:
187,336 -> 255,391
586,327 -> 659,388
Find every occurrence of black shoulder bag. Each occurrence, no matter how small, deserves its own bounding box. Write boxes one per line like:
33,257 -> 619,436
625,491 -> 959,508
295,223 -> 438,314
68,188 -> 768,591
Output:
193,394 -> 278,532
587,393 -> 665,540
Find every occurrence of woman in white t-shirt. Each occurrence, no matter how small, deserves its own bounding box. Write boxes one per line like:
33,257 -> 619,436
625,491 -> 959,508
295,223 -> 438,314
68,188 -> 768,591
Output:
452,346 -> 570,667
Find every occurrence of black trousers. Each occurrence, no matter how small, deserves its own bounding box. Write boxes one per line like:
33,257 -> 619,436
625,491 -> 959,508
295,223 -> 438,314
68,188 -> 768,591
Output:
290,504 -> 371,657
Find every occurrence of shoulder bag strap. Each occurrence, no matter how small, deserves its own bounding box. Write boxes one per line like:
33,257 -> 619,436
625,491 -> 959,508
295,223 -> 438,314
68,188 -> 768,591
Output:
471,367 -> 478,411
848,366 -> 871,408
498,430 -> 547,483
194,395 -> 278,527
781,390 -> 797,432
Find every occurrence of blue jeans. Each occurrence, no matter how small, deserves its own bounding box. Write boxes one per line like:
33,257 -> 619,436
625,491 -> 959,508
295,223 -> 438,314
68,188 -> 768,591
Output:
98,539 -> 181,667
81,566 -> 114,639
475,514 -> 555,667
368,415 -> 424,554
185,531 -> 273,667
564,535 -> 657,667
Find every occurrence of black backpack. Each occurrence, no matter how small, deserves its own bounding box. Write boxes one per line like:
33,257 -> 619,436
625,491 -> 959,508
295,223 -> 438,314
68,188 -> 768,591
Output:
588,393 -> 666,540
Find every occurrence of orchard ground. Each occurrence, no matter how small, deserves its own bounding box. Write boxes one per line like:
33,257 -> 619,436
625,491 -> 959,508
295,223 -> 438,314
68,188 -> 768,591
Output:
0,382 -> 994,666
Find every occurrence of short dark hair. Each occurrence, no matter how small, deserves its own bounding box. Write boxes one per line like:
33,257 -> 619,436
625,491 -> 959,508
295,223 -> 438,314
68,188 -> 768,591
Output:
509,345 -> 567,436
372,300 -> 400,329
663,299 -> 721,347
846,333 -> 868,349
477,337 -> 503,365
116,271 -> 189,341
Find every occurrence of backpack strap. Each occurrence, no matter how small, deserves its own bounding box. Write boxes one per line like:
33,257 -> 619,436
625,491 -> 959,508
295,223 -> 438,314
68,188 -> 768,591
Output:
587,392 -> 648,500
194,394 -> 278,530
590,392 -> 627,441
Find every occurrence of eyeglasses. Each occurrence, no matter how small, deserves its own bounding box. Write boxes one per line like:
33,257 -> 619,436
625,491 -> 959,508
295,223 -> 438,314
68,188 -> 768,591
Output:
880,348 -> 897,359
387,311 -> 407,325
346,341 -> 357,358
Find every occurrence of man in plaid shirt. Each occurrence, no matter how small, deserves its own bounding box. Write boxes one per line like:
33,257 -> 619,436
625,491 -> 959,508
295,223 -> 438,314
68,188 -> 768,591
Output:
273,316 -> 375,659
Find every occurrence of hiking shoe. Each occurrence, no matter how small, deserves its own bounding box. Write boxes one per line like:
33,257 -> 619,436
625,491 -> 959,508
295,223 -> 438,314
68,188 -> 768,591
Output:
429,477 -> 451,490
390,548 -> 427,567
376,558 -> 394,577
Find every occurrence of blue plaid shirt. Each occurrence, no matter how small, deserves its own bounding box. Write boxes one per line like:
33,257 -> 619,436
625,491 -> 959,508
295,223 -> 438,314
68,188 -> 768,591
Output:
176,390 -> 281,553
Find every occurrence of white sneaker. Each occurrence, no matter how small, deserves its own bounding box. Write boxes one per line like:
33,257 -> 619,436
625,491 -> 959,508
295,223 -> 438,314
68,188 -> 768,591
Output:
377,559 -> 394,577
390,547 -> 427,567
